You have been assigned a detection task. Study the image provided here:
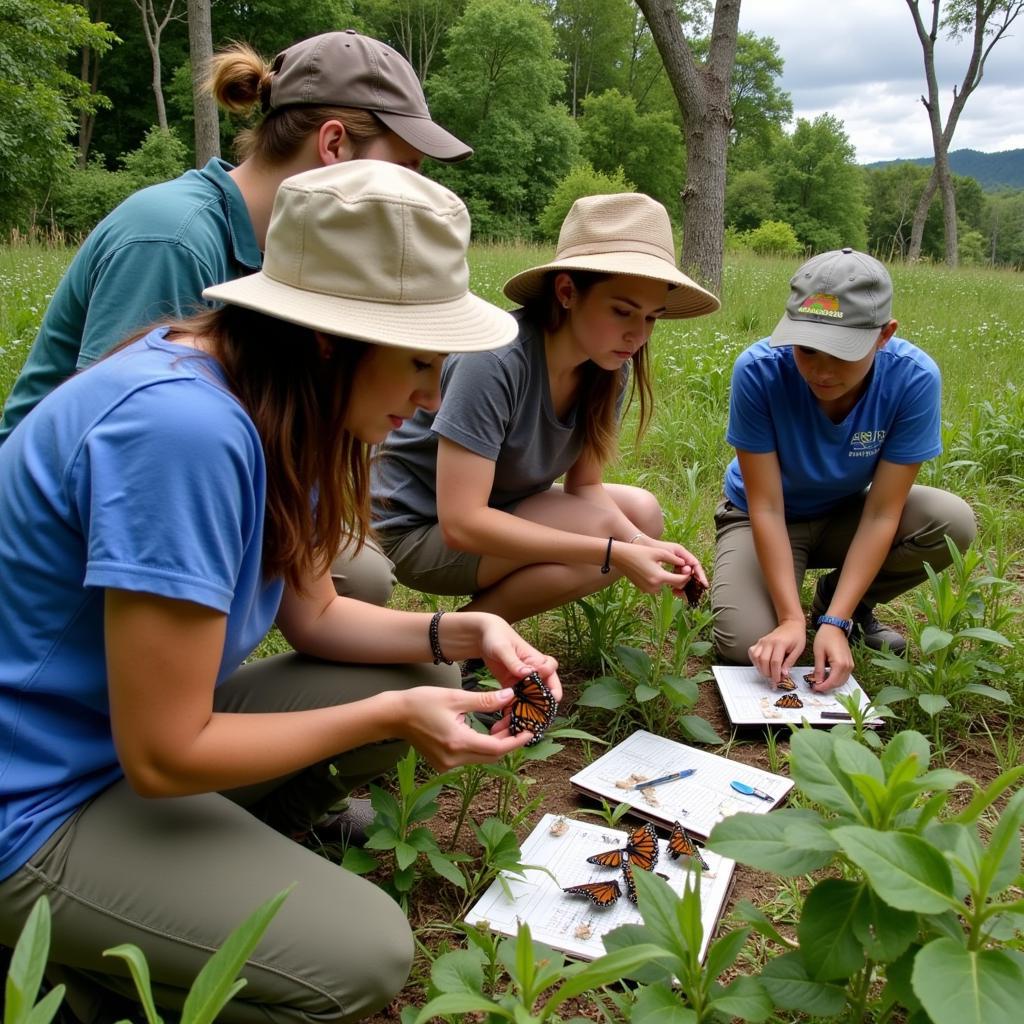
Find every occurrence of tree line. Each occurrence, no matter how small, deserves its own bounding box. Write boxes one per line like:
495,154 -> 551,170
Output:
5,0 -> 1023,270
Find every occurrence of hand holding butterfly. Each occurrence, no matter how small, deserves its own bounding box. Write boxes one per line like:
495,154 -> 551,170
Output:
747,618 -> 806,686
610,538 -> 705,596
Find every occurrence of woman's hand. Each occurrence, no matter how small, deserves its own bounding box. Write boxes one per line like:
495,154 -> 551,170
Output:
748,619 -> 806,686
811,626 -> 854,691
636,537 -> 709,594
394,685 -> 537,771
612,539 -> 699,595
474,613 -> 561,702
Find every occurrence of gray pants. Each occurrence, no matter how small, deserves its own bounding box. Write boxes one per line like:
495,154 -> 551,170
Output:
711,484 -> 976,662
0,654 -> 459,1024
331,536 -> 397,605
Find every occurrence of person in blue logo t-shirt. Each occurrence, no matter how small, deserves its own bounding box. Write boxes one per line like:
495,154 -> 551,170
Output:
712,248 -> 975,691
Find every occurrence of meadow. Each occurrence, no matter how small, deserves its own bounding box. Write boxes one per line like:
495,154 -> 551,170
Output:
2,241 -> 1022,1023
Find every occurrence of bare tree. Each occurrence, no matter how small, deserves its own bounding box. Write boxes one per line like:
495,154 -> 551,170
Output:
131,0 -> 183,131
904,0 -> 1024,265
634,0 -> 740,294
187,0 -> 219,164
76,0 -> 106,166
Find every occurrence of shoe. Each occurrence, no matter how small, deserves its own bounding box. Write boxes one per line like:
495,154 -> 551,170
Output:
810,574 -> 907,655
290,797 -> 375,849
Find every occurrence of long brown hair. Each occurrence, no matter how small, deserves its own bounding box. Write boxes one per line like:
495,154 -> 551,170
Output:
524,271 -> 654,466
163,306 -> 371,590
208,42 -> 386,165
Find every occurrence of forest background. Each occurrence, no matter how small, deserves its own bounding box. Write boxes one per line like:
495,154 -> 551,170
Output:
6,0 -> 1024,268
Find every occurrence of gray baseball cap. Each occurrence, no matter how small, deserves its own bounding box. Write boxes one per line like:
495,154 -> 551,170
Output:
769,248 -> 893,361
268,30 -> 472,163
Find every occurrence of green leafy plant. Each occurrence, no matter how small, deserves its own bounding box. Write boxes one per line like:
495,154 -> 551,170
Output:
579,641 -> 722,744
575,798 -> 634,828
559,579 -> 644,673
4,897 -> 65,1024
871,539 -> 1016,738
709,726 -> 1024,1024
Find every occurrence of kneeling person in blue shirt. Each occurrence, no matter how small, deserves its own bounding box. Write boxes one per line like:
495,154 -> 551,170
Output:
712,248 -> 975,691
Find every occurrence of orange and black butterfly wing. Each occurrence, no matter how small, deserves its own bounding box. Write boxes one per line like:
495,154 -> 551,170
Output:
586,848 -> 625,868
509,672 -> 558,745
621,863 -> 638,904
774,693 -> 804,709
667,821 -> 709,870
624,822 -> 660,872
563,880 -> 621,907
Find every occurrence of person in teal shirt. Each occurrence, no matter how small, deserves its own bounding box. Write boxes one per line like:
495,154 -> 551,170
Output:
0,29 -> 470,444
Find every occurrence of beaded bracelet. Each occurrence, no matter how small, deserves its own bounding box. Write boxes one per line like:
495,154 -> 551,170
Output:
429,610 -> 453,665
601,536 -> 613,574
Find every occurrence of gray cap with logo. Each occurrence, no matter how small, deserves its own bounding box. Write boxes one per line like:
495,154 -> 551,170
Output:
268,30 -> 472,163
769,247 -> 893,361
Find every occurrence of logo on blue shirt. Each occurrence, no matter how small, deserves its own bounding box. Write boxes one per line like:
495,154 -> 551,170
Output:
850,429 -> 886,457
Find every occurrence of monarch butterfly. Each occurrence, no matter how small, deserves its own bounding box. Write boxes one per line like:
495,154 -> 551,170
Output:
776,675 -> 797,692
508,672 -> 558,746
667,821 -> 709,870
775,693 -> 804,709
586,821 -> 659,872
563,879 -> 621,907
621,862 -> 638,904
682,575 -> 706,608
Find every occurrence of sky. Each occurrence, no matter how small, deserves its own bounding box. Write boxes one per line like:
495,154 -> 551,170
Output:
737,0 -> 1024,164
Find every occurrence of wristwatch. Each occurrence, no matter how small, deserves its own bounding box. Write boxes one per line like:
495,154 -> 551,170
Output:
816,613 -> 854,637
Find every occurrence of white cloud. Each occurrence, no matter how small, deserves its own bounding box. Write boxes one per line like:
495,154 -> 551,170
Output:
739,0 -> 1024,163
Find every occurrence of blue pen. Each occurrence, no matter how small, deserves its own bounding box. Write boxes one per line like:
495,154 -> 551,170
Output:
731,780 -> 772,801
631,768 -> 697,790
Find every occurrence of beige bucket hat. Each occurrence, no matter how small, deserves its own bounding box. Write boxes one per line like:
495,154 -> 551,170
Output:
503,193 -> 720,319
204,161 -> 517,353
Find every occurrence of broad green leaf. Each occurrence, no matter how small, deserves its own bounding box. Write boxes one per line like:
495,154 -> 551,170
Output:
880,944 -> 922,1014
629,981 -> 697,1024
413,992 -> 506,1024
852,887 -> 918,963
875,683 -> 913,702
782,820 -> 840,854
758,952 -> 847,1016
636,683 -> 661,703
789,729 -> 865,820
179,886 -> 290,1024
365,827 -> 399,851
102,944 -> 163,1024
615,644 -> 652,681
578,676 -> 628,709
881,731 -> 930,776
708,974 -> 772,1022
833,826 -> 954,913
340,847 -> 377,874
630,867 -> 689,954
960,683 -> 1012,703
797,879 -> 867,981
427,850 -> 466,889
430,949 -> 484,996
920,626 -> 953,653
406,827 -> 439,853
703,926 -> 750,979
918,693 -> 950,716
23,985 -> 65,1024
677,714 -> 724,745
395,841 -> 419,871
912,938 -> 1024,1024
601,924 -> 676,985
955,626 -> 1012,647
659,675 -> 699,705
916,768 -> 970,792
554,944 -> 671,1004
708,810 -> 835,875
7,896 -> 52,1023
835,736 -> 884,782
983,787 -> 1024,893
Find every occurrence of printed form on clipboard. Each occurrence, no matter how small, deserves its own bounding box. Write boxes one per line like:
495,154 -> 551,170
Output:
711,664 -> 884,728
464,814 -> 735,963
568,730 -> 793,838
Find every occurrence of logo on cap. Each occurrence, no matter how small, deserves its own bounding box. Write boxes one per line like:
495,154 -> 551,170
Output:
797,293 -> 844,319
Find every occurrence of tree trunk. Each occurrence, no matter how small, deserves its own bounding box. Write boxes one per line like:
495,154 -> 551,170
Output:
133,0 -> 179,133
635,0 -> 740,294
188,0 -> 220,165
77,0 -> 104,167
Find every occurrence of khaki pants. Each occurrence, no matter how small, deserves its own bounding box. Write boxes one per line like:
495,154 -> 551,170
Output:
331,536 -> 397,605
0,654 -> 459,1024
711,484 -> 976,662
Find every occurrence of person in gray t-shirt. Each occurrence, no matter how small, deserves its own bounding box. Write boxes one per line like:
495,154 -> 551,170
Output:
372,193 -> 721,624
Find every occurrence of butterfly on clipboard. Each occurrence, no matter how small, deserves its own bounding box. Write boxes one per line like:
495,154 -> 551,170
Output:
774,692 -> 804,709
584,822 -> 659,871
563,862 -> 669,907
667,821 -> 709,871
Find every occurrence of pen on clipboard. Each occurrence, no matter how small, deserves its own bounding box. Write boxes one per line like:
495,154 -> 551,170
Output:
631,768 -> 697,790
730,780 -> 773,801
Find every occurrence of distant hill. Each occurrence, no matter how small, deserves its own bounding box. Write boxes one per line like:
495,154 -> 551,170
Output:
864,148 -> 1024,191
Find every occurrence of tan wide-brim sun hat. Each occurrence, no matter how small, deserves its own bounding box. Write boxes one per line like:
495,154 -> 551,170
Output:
503,193 -> 721,319
204,161 -> 516,353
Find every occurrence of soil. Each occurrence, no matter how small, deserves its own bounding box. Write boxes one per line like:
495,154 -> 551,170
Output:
362,667 -> 1009,1023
